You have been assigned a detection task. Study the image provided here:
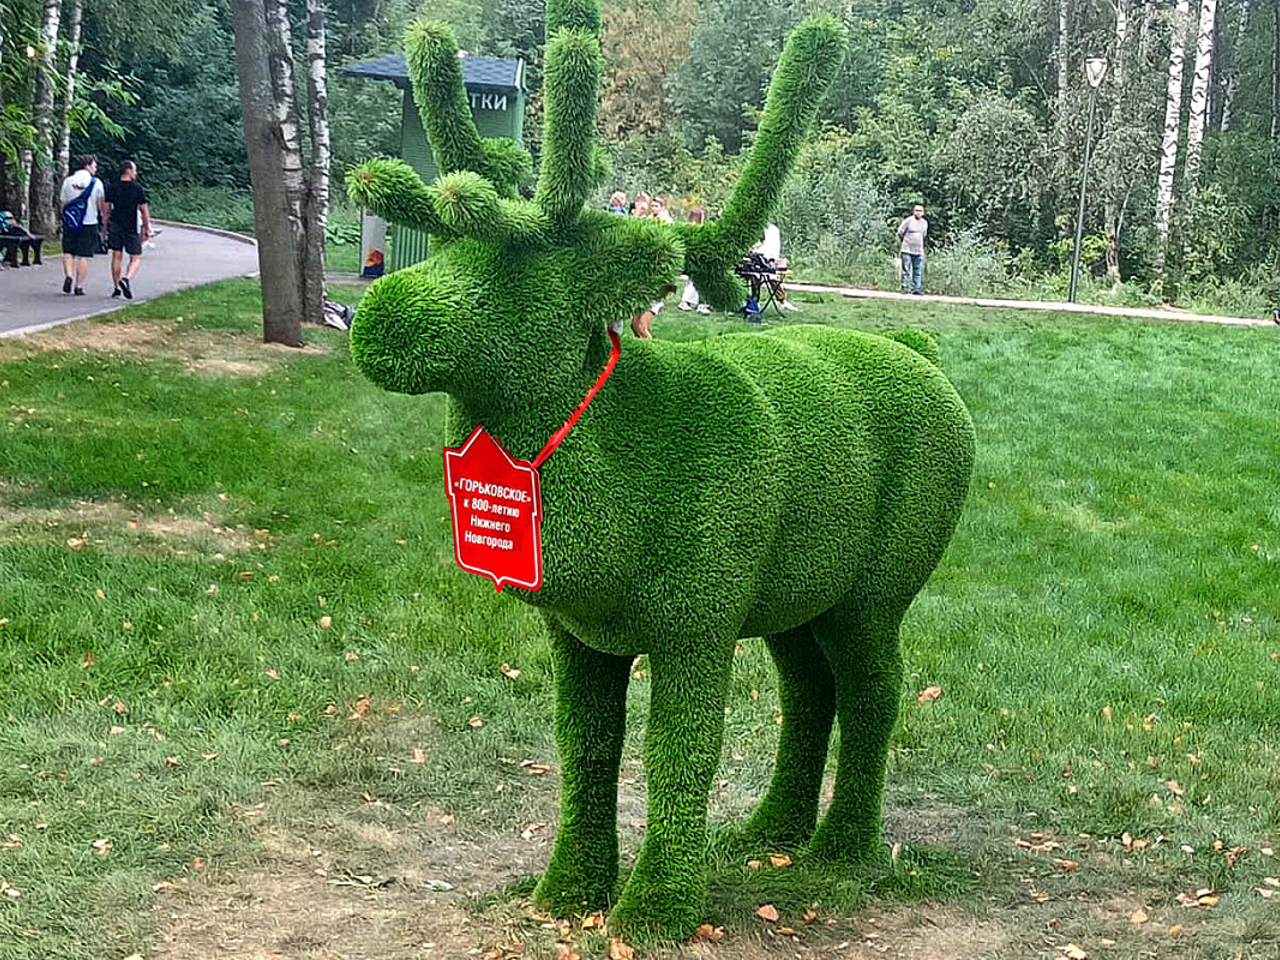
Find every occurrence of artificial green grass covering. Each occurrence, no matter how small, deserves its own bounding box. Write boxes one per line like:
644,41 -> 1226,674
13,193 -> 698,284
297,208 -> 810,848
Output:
346,0 -> 977,942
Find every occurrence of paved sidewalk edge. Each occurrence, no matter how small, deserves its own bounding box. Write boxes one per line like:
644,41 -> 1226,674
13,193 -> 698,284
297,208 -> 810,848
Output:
787,281 -> 1274,328
152,219 -> 257,246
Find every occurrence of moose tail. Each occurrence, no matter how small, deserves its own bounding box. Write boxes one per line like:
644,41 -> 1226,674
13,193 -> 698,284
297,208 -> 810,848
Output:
887,329 -> 942,367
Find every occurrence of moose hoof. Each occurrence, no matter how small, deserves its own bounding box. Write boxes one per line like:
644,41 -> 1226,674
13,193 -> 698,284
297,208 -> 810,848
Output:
804,829 -> 891,871
607,884 -> 703,944
533,871 -> 615,917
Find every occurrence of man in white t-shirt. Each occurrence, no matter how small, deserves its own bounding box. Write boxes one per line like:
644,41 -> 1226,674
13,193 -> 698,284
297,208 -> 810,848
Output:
59,154 -> 106,296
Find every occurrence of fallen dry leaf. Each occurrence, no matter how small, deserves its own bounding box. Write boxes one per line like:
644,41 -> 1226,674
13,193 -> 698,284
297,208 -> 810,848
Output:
191,857 -> 206,871
1168,924 -> 1183,938
80,652 -> 95,669
500,663 -> 522,680
1130,909 -> 1149,924
1257,887 -> 1275,900
803,908 -> 818,923
345,651 -> 360,662
1226,845 -> 1247,867
581,912 -> 605,930
608,939 -> 634,960
1053,858 -> 1080,872
1176,888 -> 1218,908
756,904 -> 780,923
769,853 -> 793,868
112,701 -> 129,715
349,696 -> 371,720
747,859 -> 763,870
265,668 -> 280,681
163,756 -> 179,767
92,838 -> 112,856
1060,945 -> 1088,960
468,716 -> 484,729
1166,780 -> 1185,798
319,615 -> 332,629
692,924 -> 725,943
520,760 -> 552,775
916,684 -> 942,704
411,748 -> 427,764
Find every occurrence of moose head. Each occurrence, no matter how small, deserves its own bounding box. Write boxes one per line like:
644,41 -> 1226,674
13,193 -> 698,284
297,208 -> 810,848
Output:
347,0 -> 847,414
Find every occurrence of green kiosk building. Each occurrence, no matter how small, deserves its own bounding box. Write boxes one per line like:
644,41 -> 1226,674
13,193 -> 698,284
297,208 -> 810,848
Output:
342,53 -> 527,273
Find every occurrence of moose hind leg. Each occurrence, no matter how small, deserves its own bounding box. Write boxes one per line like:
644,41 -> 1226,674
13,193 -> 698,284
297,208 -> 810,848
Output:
534,625 -> 633,915
739,625 -> 836,850
806,600 -> 906,866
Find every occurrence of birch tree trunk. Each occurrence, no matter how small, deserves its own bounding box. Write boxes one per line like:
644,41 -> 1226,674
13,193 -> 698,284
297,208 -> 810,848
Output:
1056,0 -> 1070,124
231,0 -> 307,346
1272,0 -> 1279,139
1106,0 -> 1131,280
56,0 -> 83,178
1139,0 -> 1157,61
1218,0 -> 1245,130
1155,0 -> 1191,260
28,0 -> 61,237
303,0 -> 330,324
1114,0 -> 1130,89
1182,0 -> 1217,196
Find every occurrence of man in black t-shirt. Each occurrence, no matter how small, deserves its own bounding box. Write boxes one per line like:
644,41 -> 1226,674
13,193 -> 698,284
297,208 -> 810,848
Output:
103,159 -> 153,299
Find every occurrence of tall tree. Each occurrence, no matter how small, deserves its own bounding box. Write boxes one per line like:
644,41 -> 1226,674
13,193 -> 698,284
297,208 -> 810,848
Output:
56,0 -> 82,178
1182,0 -> 1217,194
1219,0 -> 1249,130
1155,0 -> 1190,260
231,0 -> 329,345
28,0 -> 59,236
1273,0 -> 1279,139
303,0 -> 330,324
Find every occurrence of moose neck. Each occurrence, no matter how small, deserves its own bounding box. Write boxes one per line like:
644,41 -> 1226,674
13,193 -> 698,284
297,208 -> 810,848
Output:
446,324 -> 615,463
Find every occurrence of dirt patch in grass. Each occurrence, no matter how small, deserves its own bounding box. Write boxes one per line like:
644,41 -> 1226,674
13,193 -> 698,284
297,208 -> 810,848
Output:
0,496 -> 254,555
0,317 -> 329,376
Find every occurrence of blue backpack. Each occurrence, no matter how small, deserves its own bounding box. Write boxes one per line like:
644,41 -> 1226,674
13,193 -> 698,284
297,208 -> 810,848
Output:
61,178 -> 96,234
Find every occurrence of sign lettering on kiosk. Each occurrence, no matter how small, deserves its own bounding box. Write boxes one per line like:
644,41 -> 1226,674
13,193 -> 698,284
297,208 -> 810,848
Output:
443,426 -> 543,592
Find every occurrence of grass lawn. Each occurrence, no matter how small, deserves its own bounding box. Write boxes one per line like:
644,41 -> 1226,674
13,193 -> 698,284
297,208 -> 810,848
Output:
0,284 -> 1277,959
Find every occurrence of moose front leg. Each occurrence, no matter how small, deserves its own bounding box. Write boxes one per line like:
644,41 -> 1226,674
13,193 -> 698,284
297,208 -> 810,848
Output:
534,625 -> 633,915
608,640 -> 734,942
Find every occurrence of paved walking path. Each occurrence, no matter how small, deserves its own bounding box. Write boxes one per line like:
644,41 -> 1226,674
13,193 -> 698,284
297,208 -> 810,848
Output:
0,222 -> 259,337
786,281 -> 1277,328
328,273 -> 1275,329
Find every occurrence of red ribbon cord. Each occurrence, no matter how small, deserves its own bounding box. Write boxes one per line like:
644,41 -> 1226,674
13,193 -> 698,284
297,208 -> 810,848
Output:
531,327 -> 622,469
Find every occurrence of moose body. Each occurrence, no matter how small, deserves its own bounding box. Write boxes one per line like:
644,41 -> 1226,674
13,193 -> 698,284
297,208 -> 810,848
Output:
348,0 -> 974,940
494,325 -> 972,651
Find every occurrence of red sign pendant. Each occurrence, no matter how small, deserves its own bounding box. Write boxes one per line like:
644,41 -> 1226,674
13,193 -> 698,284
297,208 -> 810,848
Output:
443,426 -> 543,592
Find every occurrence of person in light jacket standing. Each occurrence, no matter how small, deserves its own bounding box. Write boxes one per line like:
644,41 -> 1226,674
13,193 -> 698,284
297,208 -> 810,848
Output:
897,203 -> 928,295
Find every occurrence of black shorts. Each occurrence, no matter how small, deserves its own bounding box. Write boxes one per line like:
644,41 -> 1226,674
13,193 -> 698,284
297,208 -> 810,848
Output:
108,223 -> 142,256
61,227 -> 98,258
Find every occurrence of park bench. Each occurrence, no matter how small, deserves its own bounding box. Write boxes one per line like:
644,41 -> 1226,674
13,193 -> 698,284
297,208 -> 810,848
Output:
1,233 -> 45,268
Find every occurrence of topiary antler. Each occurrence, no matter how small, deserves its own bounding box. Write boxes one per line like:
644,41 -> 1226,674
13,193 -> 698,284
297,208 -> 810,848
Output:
675,15 -> 848,309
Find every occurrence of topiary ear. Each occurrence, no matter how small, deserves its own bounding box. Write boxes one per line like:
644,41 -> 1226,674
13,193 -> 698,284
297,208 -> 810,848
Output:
347,157 -> 454,237
429,171 -> 549,243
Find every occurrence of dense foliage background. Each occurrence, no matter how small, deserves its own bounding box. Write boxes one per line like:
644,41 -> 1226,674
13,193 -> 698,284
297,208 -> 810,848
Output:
2,0 -> 1278,311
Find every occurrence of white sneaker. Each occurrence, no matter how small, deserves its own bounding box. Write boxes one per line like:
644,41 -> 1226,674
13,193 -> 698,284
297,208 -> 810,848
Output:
696,304 -> 711,315
781,300 -> 800,312
677,302 -> 693,311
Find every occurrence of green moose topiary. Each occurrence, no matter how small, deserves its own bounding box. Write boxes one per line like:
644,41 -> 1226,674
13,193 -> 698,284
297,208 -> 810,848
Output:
347,0 -> 975,942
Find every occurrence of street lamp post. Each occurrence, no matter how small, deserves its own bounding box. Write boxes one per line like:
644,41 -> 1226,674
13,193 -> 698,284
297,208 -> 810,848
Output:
1068,57 -> 1108,304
